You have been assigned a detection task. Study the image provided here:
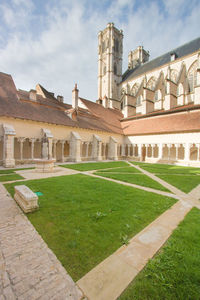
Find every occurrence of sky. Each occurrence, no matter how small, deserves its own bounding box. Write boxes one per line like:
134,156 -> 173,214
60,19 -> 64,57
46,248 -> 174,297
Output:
0,0 -> 200,104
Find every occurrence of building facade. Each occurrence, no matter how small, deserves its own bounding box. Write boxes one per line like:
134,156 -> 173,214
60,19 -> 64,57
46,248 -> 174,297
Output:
0,23 -> 200,167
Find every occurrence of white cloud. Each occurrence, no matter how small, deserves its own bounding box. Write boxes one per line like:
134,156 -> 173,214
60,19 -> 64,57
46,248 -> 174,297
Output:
0,0 -> 200,103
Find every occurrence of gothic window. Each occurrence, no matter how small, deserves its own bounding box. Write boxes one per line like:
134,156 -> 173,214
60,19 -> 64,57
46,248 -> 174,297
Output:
131,83 -> 139,96
154,90 -> 162,101
170,69 -> 178,83
147,77 -> 156,91
103,66 -> 106,76
114,39 -> 119,52
102,41 -> 106,53
188,61 -> 197,93
136,95 -> 142,105
114,63 -> 117,75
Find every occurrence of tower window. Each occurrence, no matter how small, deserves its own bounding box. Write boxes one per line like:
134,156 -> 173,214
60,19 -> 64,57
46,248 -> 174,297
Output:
114,63 -> 117,75
114,39 -> 119,52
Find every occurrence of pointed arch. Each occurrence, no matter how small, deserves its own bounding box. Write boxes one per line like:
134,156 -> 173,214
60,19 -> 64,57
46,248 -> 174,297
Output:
147,76 -> 157,91
187,60 -> 198,92
170,69 -> 178,83
131,83 -> 139,96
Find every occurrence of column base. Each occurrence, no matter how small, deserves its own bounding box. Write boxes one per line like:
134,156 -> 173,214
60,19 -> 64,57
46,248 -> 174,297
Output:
3,159 -> 15,168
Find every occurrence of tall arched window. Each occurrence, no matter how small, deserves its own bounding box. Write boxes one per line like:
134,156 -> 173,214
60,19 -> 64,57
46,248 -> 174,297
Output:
177,83 -> 183,96
154,89 -> 162,101
136,95 -> 142,105
114,39 -> 119,52
103,66 -> 106,76
188,61 -> 197,93
114,63 -> 117,75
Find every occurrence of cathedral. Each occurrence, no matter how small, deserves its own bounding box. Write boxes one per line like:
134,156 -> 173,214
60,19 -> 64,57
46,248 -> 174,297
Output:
0,23 -> 200,168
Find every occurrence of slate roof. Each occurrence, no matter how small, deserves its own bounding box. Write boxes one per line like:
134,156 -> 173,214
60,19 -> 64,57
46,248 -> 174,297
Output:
122,37 -> 200,82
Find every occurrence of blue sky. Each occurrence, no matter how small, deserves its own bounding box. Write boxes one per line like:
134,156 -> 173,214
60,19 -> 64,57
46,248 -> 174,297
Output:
0,0 -> 200,103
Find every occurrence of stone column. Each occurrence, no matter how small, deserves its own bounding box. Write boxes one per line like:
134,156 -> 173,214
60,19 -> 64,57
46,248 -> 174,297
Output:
30,138 -> 36,160
167,143 -> 171,161
70,131 -> 81,162
18,137 -> 26,161
121,144 -> 126,157
108,136 -> 118,160
85,142 -> 89,158
138,144 -> 142,161
197,144 -> 200,161
158,143 -> 163,160
127,144 -> 130,157
184,143 -> 190,164
103,143 -> 106,158
175,143 -> 179,161
60,140 -> 65,162
2,124 -> 16,168
48,138 -> 53,159
92,134 -> 102,161
53,140 -> 57,160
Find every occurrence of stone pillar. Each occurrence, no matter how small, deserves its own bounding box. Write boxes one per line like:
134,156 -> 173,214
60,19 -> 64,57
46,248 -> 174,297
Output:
60,140 -> 65,162
158,143 -> 163,159
167,143 -> 171,161
30,138 -> 36,160
138,144 -> 142,160
53,140 -> 57,160
127,144 -> 130,157
85,142 -> 89,158
103,143 -> 106,158
2,124 -> 16,168
197,144 -> 200,161
175,143 -> 179,161
92,134 -> 102,161
108,136 -> 118,160
70,131 -> 81,162
121,144 -> 126,157
18,137 -> 26,161
184,143 -> 190,164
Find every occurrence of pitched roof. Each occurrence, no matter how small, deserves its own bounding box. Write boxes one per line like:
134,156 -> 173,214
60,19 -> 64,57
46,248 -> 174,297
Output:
122,109 -> 200,136
122,37 -> 200,82
0,72 -> 123,135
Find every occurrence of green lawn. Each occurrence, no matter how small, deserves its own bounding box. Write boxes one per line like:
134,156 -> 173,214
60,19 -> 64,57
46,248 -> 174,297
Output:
5,174 -> 176,281
158,174 -> 200,193
118,207 -> 200,300
95,172 -> 169,192
60,161 -> 128,171
0,173 -> 24,182
97,166 -> 141,173
0,167 -> 34,175
131,161 -> 200,175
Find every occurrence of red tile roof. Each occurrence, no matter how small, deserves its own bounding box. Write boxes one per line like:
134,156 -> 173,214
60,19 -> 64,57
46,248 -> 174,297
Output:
122,110 -> 200,135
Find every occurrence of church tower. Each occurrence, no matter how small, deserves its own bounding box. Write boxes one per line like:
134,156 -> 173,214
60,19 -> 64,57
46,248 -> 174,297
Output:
98,23 -> 123,109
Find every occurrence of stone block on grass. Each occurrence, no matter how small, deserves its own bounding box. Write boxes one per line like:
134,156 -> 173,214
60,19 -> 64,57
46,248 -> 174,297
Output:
14,185 -> 38,213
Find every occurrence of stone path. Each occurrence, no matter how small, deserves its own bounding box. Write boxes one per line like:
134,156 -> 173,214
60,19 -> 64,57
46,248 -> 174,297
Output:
1,162 -> 200,300
0,183 -> 83,300
77,163 -> 200,300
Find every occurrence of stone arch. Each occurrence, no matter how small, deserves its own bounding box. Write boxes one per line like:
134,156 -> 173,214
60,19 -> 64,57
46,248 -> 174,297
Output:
131,83 -> 139,96
147,76 -> 157,91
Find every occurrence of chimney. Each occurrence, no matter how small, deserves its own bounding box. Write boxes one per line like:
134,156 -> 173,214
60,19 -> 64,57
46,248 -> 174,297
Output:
57,95 -> 64,102
72,83 -> 79,109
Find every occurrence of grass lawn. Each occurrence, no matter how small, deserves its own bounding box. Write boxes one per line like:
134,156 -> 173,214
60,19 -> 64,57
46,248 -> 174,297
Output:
95,172 -> 169,192
158,174 -> 200,193
0,167 -> 34,175
5,174 -> 176,281
60,161 -> 128,171
97,166 -> 141,173
131,161 -> 200,175
0,173 -> 24,182
118,207 -> 200,300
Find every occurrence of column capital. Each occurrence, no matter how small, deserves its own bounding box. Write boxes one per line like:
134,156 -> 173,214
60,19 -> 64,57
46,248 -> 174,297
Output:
17,137 -> 26,143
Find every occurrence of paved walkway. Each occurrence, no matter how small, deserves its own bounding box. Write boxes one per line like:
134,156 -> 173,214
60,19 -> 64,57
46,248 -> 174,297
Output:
77,163 -> 200,300
0,183 -> 83,300
1,163 -> 200,300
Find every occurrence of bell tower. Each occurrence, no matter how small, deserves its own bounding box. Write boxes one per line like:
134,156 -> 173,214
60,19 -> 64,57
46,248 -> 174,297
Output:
98,23 -> 123,109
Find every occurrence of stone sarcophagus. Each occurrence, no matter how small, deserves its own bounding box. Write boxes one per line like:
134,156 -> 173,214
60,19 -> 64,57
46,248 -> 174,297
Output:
14,185 -> 39,213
